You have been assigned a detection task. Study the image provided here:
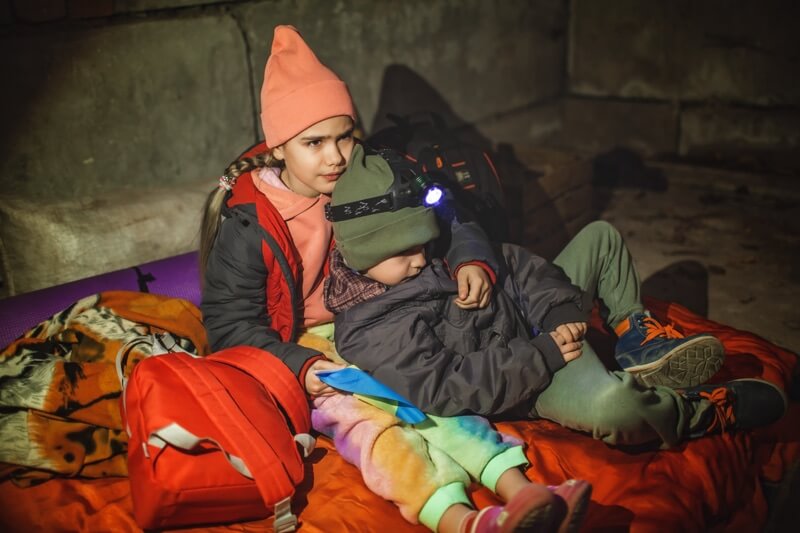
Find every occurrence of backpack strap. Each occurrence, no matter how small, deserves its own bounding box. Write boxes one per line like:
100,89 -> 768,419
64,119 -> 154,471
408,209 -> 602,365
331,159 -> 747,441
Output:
150,352 -> 304,532
207,346 -> 312,437
117,333 -> 201,436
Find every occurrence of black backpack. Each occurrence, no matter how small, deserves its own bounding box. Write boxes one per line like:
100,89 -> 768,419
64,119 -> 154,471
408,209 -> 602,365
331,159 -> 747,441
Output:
366,112 -> 509,243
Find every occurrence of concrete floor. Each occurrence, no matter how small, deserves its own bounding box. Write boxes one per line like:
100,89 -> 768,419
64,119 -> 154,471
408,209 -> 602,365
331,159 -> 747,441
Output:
595,163 -> 800,356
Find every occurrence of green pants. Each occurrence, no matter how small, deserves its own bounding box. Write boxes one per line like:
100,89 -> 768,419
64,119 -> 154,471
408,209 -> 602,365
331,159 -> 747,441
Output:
532,221 -> 702,447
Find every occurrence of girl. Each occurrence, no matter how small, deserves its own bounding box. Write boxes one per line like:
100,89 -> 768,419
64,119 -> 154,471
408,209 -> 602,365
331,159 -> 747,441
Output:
200,25 -> 584,533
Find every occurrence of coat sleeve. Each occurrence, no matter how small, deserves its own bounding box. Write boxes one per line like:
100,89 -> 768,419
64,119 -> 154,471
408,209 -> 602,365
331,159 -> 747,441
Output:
499,243 -> 589,332
443,217 -> 500,278
201,211 -> 320,376
334,308 -> 562,418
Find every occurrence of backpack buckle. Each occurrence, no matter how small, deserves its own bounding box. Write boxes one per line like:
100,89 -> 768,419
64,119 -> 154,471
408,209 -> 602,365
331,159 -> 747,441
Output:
273,496 -> 298,532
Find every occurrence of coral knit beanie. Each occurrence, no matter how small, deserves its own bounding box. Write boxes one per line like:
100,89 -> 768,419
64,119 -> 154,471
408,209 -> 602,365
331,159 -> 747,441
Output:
260,25 -> 356,148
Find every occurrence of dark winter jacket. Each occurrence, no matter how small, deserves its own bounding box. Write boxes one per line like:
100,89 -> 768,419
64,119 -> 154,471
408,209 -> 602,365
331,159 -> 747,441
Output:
202,146 -> 500,380
329,243 -> 588,419
202,161 -> 320,377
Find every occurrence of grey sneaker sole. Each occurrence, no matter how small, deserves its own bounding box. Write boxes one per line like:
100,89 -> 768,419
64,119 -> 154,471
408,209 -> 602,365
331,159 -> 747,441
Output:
625,336 -> 725,388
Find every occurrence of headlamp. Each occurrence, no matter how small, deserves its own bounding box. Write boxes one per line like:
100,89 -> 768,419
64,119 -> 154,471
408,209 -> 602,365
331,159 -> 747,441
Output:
325,148 -> 445,222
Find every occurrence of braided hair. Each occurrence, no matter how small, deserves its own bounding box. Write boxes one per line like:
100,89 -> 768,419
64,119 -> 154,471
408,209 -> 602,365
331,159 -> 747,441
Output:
198,150 -> 283,282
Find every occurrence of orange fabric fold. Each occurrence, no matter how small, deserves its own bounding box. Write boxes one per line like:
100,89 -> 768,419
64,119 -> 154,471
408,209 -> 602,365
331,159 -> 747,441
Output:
0,296 -> 796,532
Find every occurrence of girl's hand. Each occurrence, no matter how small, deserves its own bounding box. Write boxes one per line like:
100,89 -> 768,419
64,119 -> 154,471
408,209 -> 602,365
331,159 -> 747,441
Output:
454,265 -> 493,309
549,330 -> 584,363
305,359 -> 346,397
554,322 -> 588,343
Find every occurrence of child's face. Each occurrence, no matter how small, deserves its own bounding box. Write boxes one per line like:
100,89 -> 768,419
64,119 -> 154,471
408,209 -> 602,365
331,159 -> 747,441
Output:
363,245 -> 427,286
272,116 -> 355,197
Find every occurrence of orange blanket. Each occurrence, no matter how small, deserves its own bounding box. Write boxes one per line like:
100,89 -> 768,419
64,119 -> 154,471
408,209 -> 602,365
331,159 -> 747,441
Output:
0,291 -> 208,484
0,294 -> 797,532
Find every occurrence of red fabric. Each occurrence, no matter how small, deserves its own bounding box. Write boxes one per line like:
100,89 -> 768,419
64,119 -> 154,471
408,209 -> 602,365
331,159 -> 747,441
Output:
210,348 -> 312,436
227,167 -> 302,343
124,348 -> 310,530
1,299 -> 797,532
299,354 -> 326,394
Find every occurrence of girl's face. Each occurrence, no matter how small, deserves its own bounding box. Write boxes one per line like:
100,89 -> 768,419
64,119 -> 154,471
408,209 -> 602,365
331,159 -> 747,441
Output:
363,245 -> 427,287
272,116 -> 355,197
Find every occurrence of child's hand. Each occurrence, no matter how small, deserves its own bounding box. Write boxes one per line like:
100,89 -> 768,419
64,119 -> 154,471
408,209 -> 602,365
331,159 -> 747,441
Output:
554,322 -> 588,343
305,359 -> 346,397
549,330 -> 584,363
454,264 -> 492,309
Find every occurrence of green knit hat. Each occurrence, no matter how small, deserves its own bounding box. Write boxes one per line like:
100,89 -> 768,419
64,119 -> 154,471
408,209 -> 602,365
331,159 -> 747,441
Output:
331,144 -> 440,271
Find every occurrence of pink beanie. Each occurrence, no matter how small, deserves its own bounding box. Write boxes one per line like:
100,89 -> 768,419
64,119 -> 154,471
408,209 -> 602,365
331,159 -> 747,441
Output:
260,25 -> 356,148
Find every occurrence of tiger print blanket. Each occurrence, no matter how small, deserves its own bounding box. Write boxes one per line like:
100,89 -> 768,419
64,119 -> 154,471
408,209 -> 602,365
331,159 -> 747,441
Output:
0,291 -> 209,486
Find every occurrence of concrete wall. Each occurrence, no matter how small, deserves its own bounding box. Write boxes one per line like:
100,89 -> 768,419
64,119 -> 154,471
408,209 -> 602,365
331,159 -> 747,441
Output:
0,0 -> 568,296
0,0 -> 567,200
2,0 -> 797,298
562,0 -> 800,171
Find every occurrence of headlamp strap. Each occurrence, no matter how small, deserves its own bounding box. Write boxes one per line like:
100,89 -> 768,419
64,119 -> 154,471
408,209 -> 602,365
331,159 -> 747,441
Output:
325,148 -> 442,222
324,193 -> 393,222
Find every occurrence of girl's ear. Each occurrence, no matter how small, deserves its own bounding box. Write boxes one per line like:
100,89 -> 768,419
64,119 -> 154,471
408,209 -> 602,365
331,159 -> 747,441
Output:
272,145 -> 285,161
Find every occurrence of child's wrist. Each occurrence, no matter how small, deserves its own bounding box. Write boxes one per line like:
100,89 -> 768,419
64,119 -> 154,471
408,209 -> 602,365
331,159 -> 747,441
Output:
299,354 -> 326,390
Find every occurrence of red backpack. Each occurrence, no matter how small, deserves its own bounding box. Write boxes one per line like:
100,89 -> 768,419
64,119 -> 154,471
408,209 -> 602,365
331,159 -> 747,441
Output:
120,341 -> 314,532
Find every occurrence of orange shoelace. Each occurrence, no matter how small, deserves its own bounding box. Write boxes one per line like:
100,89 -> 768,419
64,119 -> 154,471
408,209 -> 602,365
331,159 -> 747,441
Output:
640,317 -> 685,345
698,387 -> 735,432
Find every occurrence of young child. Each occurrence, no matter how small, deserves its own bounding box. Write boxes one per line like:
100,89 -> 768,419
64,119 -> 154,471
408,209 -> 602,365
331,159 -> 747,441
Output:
200,25 -> 586,533
326,144 -> 788,448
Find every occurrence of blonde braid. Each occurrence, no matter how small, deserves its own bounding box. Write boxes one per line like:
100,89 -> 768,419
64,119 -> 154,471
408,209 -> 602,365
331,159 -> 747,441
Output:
199,150 -> 282,282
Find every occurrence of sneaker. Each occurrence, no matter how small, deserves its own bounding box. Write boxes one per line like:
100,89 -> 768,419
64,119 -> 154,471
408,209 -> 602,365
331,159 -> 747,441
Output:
614,312 -> 725,388
680,378 -> 788,435
461,484 -> 556,533
548,479 -> 592,533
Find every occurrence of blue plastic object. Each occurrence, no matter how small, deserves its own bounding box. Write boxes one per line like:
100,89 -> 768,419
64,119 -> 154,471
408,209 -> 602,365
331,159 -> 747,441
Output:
317,367 -> 426,424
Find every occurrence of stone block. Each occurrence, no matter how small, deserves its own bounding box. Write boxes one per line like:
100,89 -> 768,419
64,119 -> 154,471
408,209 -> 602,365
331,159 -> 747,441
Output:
569,0 -> 800,106
489,146 -> 590,244
68,0 -> 112,19
13,0 -> 65,22
568,0 -> 677,99
0,0 -> 13,25
513,146 -> 593,209
0,14 -> 253,200
680,106 -> 800,173
118,0 -> 221,13
235,0 -> 567,137
523,210 -> 596,261
647,159 -> 800,199
555,97 -> 677,157
475,103 -> 562,150
501,146 -> 595,258
523,183 -> 594,237
0,178 -> 211,296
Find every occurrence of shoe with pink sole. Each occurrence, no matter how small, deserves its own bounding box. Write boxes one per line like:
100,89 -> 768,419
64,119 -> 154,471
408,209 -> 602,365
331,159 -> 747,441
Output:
461,483 -> 557,532
549,479 -> 592,533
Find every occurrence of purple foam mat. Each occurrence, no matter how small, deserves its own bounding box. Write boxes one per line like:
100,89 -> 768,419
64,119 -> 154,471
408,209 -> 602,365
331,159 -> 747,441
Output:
0,251 -> 201,350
